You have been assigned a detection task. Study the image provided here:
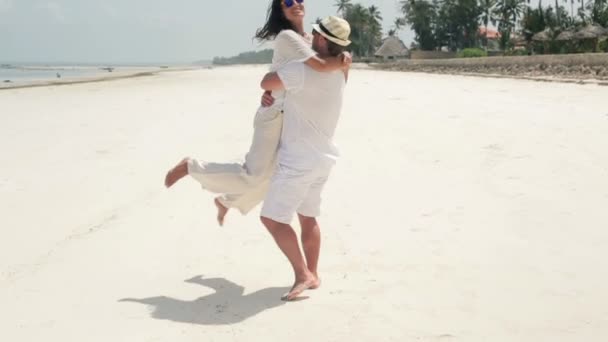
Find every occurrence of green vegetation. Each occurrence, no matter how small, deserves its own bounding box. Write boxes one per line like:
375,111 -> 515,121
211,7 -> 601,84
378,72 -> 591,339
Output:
457,48 -> 488,58
335,1 -> 386,58
212,49 -> 273,66
211,0 -> 608,63
400,0 -> 608,54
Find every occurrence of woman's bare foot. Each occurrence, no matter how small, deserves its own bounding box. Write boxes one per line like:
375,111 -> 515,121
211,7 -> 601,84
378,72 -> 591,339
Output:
165,158 -> 189,188
214,197 -> 228,226
281,273 -> 317,301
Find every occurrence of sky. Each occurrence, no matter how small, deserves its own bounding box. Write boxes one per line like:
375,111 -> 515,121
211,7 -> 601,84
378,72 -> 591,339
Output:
0,0 -> 583,65
0,0 -> 412,65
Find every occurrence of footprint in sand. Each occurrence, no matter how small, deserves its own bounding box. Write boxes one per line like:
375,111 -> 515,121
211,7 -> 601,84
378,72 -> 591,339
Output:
483,143 -> 503,152
482,143 -> 507,168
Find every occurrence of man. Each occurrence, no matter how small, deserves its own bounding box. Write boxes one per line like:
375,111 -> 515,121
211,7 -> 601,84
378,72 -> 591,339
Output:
259,16 -> 351,301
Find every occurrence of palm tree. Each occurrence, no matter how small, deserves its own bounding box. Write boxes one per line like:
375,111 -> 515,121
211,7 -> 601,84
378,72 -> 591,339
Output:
394,17 -> 406,32
494,0 -> 527,49
400,0 -> 439,50
389,17 -> 406,36
367,5 -> 384,55
569,0 -> 575,18
368,5 -> 383,22
335,0 -> 353,16
587,0 -> 608,27
344,4 -> 369,57
480,0 -> 498,48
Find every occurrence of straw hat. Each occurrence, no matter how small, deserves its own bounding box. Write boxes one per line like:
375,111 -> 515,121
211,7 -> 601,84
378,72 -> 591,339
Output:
312,16 -> 352,47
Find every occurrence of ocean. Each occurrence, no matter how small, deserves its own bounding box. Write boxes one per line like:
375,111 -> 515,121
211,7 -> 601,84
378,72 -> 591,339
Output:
0,66 -> 111,84
0,64 -> 183,86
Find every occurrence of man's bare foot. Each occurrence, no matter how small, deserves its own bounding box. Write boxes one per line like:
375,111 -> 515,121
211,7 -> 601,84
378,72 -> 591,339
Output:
214,197 -> 228,226
309,274 -> 321,290
281,274 -> 317,301
165,158 -> 189,188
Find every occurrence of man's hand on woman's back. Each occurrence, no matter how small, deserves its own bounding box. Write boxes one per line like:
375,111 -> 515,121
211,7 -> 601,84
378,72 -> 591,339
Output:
341,52 -> 352,70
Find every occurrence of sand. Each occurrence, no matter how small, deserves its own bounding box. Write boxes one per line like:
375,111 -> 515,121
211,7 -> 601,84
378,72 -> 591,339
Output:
1,66 -> 607,341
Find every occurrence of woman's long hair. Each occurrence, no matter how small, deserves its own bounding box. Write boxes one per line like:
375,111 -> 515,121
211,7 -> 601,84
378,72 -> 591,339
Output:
254,0 -> 296,41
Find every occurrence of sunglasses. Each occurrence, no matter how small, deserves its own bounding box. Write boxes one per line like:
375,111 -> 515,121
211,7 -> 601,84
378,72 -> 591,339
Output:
283,0 -> 304,8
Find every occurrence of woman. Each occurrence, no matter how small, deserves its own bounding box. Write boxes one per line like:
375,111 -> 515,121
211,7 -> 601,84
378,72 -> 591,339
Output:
165,0 -> 351,226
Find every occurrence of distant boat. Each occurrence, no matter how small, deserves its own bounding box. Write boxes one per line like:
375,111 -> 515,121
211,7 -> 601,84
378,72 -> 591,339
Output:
3,80 -> 11,83
56,73 -> 61,78
100,67 -> 115,72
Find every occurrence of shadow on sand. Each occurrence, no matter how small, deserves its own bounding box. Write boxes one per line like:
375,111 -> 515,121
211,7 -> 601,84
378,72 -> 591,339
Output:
120,275 -> 290,325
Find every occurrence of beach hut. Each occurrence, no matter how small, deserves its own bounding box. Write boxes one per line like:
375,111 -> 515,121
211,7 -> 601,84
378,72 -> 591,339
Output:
574,24 -> 608,52
555,30 -> 576,41
555,30 -> 577,53
510,32 -> 527,50
575,24 -> 608,40
532,28 -> 553,53
532,28 -> 553,42
374,35 -> 409,61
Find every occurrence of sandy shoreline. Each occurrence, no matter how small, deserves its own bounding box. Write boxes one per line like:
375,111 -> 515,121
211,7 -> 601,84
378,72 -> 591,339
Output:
370,53 -> 608,86
0,66 -> 202,90
1,66 -> 607,341
372,66 -> 608,86
5,61 -> 607,91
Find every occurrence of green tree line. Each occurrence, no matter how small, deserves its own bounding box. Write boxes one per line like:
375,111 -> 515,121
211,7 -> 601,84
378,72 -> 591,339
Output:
401,0 -> 608,51
213,1 -> 394,65
212,0 -> 608,64
212,49 -> 274,66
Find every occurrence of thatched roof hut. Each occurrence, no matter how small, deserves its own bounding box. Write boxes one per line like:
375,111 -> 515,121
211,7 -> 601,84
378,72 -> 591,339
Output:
575,24 -> 608,39
555,30 -> 576,41
374,36 -> 409,59
532,28 -> 553,42
510,33 -> 526,46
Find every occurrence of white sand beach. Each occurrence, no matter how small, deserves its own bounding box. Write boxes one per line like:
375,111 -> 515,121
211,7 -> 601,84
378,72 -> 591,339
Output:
1,66 -> 607,341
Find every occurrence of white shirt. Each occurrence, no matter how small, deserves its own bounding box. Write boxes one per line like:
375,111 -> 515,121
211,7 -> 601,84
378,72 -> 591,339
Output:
277,62 -> 346,170
271,30 -> 315,72
258,30 -> 316,116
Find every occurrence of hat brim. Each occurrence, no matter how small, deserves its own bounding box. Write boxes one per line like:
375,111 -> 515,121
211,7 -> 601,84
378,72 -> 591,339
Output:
312,24 -> 351,47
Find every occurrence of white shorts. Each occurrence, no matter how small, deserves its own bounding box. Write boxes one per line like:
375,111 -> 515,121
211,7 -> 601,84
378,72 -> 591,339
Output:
261,163 -> 332,224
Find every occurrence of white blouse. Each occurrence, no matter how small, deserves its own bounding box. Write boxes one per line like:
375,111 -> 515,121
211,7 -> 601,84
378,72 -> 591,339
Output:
270,30 -> 315,72
261,30 -> 316,113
